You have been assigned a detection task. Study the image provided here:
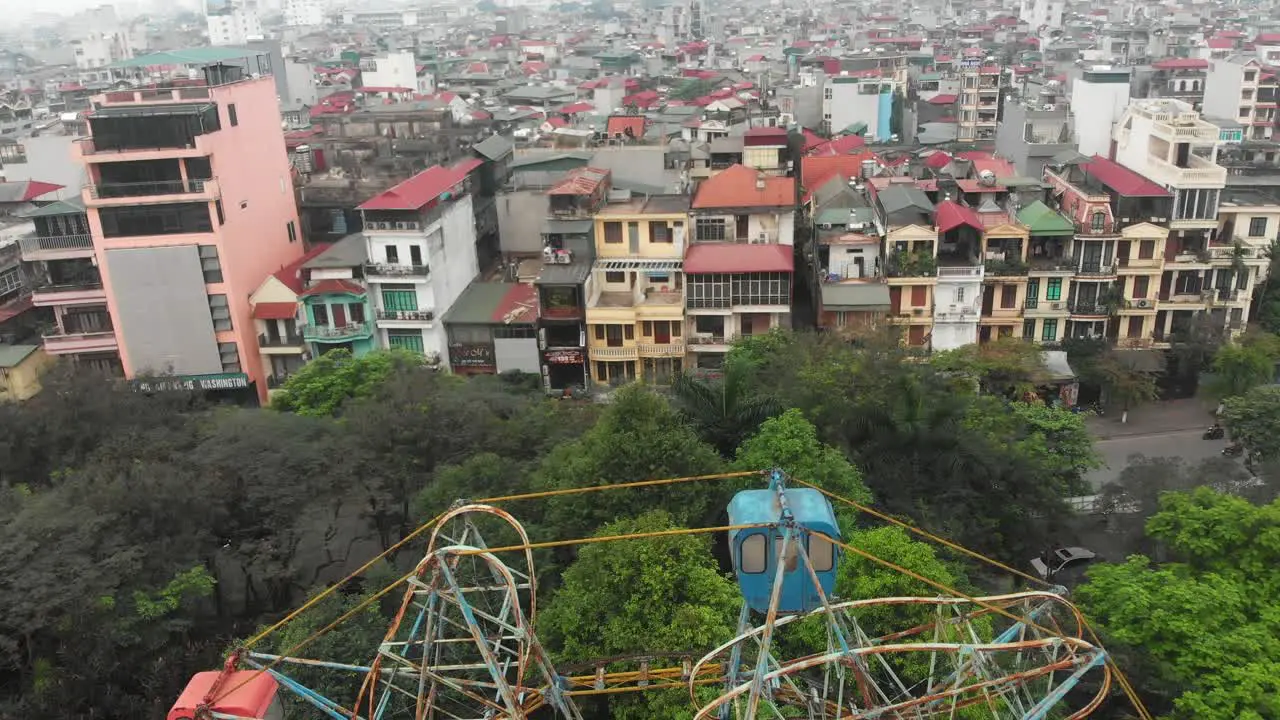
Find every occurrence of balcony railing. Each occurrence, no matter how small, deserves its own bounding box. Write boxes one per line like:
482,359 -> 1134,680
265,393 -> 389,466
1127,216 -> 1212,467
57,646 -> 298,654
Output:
101,86 -> 213,104
303,322 -> 374,342
936,266 -> 984,279
1068,301 -> 1110,316
365,263 -> 430,277
934,305 -> 980,322
41,328 -> 118,354
1076,263 -> 1117,276
688,334 -> 728,347
19,233 -> 94,256
376,310 -> 435,321
88,179 -> 211,199
1073,222 -> 1118,236
589,345 -> 639,360
541,305 -> 584,319
638,342 -> 686,357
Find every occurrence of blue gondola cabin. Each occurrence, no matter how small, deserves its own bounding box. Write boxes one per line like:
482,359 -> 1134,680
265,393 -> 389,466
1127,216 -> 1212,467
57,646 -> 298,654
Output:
728,488 -> 841,613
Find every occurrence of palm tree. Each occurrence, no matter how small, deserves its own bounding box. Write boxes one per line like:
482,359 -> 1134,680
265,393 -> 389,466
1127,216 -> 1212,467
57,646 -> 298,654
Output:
670,359 -> 782,458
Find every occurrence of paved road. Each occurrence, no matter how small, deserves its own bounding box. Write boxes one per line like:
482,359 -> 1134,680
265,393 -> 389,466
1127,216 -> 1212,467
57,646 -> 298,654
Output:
1084,427 -> 1229,490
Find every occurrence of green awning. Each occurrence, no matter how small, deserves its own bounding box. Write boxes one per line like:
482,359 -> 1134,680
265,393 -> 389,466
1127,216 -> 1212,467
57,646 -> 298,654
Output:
1017,200 -> 1075,236
19,197 -> 85,218
110,47 -> 264,69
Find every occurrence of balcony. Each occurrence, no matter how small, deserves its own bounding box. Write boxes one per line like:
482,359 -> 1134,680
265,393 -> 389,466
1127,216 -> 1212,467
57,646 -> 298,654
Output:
1144,155 -> 1227,188
85,178 -> 219,207
31,280 -> 106,307
638,342 -> 686,357
303,322 -> 375,342
42,328 -> 118,355
74,135 -> 211,162
936,265 -> 984,281
589,345 -> 639,361
364,263 -> 430,281
19,233 -> 95,261
1024,298 -> 1069,313
934,304 -> 980,323
100,86 -> 213,105
687,335 -> 729,352
257,332 -> 305,354
1068,301 -> 1110,317
1076,262 -> 1117,277
375,310 -> 435,325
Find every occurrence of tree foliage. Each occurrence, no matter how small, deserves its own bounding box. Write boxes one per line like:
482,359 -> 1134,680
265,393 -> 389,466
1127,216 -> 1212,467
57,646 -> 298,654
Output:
270,349 -> 421,416
1207,340 -> 1276,400
1222,385 -> 1280,461
1076,488 -> 1280,719
930,337 -> 1047,397
671,358 -> 783,458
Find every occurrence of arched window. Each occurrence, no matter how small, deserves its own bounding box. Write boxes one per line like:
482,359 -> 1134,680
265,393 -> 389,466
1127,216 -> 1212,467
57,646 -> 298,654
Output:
1091,212 -> 1106,232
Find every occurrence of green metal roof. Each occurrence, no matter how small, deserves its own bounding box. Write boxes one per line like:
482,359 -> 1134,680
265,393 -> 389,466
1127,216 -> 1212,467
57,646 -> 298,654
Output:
1017,200 -> 1075,236
821,283 -> 891,310
19,196 -> 85,218
0,345 -> 39,368
109,47 -> 264,69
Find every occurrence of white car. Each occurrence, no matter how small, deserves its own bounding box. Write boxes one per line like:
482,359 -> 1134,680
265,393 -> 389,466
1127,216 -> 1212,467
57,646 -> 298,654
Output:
1030,547 -> 1097,579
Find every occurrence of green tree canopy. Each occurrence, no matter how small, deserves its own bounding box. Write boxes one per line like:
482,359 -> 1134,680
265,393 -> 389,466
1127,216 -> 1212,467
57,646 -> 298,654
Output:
1076,488 -> 1280,719
930,337 -> 1048,397
671,358 -> 782,457
1222,385 -> 1280,461
270,349 -> 423,416
1208,340 -> 1275,400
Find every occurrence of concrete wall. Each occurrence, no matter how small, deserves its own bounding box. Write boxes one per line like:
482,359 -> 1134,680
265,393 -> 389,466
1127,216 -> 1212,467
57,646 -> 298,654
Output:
496,191 -> 549,254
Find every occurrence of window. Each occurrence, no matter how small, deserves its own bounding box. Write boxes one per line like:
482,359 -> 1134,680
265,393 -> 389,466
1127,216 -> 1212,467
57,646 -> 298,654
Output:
593,325 -> 605,341
1249,217 -> 1268,237
1132,275 -> 1150,299
809,535 -> 834,572
218,342 -> 241,373
911,285 -> 927,306
349,303 -> 365,323
99,203 -> 213,237
199,245 -> 223,283
604,271 -> 626,284
312,304 -> 329,326
604,221 -> 623,243
628,222 -> 640,246
387,329 -> 425,354
1127,316 -> 1143,339
215,199 -> 225,225
1022,319 -> 1035,340
1046,278 -> 1062,301
382,285 -> 418,312
286,220 -> 297,243
0,268 -> 20,297
1138,240 -> 1155,259
410,245 -> 423,266
955,287 -> 965,303
694,216 -> 727,241
740,534 -> 767,573
624,324 -> 634,340
604,324 -> 624,346
1091,212 -> 1105,232
644,320 -> 681,342
228,103 -> 239,126
493,324 -> 536,339
385,245 -> 399,264
208,294 -> 232,331
1041,318 -> 1058,342
1001,285 -> 1016,308
651,222 -> 672,243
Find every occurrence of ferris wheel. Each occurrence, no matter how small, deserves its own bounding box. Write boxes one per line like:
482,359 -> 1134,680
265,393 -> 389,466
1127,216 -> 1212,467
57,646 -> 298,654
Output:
168,469 -> 1149,720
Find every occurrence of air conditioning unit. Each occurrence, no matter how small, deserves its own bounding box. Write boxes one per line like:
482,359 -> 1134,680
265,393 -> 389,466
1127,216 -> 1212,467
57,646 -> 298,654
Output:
1050,302 -> 1063,310
394,222 -> 409,230
751,233 -> 768,244
913,308 -> 925,316
404,221 -> 420,230
1151,216 -> 1167,222
1136,299 -> 1151,308
1119,217 -> 1132,222
820,223 -> 833,230
377,221 -> 391,230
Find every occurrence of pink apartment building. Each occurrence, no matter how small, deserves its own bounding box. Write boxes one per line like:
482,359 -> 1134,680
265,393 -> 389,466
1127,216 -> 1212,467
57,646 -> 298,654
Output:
42,49 -> 304,403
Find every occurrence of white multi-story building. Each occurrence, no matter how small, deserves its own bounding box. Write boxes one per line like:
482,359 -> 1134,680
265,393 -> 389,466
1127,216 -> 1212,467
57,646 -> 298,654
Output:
956,59 -> 1002,142
1202,56 -> 1279,144
283,0 -> 325,27
356,164 -> 480,363
359,52 -> 432,93
1071,66 -> 1132,157
822,71 -> 900,141
1019,0 -> 1064,29
206,0 -> 264,46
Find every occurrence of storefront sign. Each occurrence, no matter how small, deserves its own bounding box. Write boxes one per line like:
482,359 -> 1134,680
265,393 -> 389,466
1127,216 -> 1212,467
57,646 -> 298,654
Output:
449,344 -> 495,367
544,348 -> 584,365
133,372 -> 250,393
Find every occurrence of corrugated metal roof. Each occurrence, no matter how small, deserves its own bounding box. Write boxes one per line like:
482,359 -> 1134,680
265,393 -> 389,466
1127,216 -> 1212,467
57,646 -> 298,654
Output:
821,283 -> 891,309
109,47 -> 265,68
0,344 -> 38,368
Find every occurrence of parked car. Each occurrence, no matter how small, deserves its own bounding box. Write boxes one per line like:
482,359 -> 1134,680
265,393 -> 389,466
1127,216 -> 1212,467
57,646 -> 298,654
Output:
1030,546 -> 1097,579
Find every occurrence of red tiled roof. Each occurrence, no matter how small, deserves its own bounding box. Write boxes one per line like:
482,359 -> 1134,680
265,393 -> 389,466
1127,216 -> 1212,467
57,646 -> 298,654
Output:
924,152 -> 952,169
492,282 -> 538,323
970,156 -> 1016,178
452,157 -> 484,176
560,101 -> 595,114
745,54 -> 766,62
606,115 -> 646,137
927,93 -> 958,104
300,279 -> 366,298
800,128 -> 826,151
544,116 -> 569,129
801,152 -> 881,190
361,86 -> 412,93
1207,37 -> 1234,49
685,243 -> 792,274
358,164 -> 468,211
692,164 -> 795,209
957,178 -> 1007,193
1258,33 -> 1280,44
272,244 -> 333,294
549,167 -> 610,196
807,135 -> 867,158
4,180 -> 63,202
0,295 -> 33,324
253,302 -> 299,320
1081,155 -> 1171,197
935,200 -> 983,233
